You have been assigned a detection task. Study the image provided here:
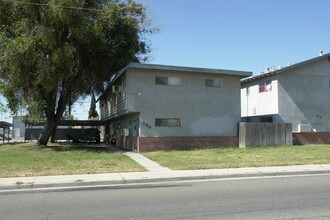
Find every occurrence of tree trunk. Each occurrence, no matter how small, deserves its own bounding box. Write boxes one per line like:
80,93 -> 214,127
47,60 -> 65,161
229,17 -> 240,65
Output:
36,80 -> 72,146
50,128 -> 56,143
37,118 -> 57,146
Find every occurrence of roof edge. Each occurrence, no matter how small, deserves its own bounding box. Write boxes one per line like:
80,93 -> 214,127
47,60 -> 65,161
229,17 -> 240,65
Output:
97,62 -> 252,101
96,66 -> 128,101
241,53 -> 330,84
128,62 -> 252,77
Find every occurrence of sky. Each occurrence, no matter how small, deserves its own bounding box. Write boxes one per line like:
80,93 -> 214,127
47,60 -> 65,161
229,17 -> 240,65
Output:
139,0 -> 330,74
2,0 -> 330,122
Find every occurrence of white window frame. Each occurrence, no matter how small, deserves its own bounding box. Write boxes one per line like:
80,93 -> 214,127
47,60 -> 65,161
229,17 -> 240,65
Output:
155,77 -> 182,86
205,78 -> 222,88
155,118 -> 181,127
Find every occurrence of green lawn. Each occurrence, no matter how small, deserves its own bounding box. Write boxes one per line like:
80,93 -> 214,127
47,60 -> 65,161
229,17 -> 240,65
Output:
143,145 -> 330,170
2,144 -> 330,178
0,143 -> 145,178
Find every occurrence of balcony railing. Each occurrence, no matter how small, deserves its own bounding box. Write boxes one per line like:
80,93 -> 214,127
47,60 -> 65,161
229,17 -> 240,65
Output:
100,90 -> 127,120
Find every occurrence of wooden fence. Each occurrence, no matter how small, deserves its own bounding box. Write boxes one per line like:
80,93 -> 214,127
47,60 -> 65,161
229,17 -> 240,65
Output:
239,122 -> 292,148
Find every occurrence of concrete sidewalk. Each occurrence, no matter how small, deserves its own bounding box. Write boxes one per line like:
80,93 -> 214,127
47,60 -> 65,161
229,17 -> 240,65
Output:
1,164 -> 330,190
124,152 -> 172,172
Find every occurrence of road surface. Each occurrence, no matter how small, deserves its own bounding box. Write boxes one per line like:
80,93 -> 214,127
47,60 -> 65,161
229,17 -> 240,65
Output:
1,174 -> 330,219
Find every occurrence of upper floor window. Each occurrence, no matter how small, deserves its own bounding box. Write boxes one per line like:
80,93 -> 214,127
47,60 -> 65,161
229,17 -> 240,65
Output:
259,80 -> 272,93
205,79 -> 222,88
155,77 -> 182,86
155,118 -> 181,127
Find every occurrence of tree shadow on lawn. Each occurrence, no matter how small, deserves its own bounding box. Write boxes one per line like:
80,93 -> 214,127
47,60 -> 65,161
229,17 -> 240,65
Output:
44,143 -> 126,154
0,142 -> 27,146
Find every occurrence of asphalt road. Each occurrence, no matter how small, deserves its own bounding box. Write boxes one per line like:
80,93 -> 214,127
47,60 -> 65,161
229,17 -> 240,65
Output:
1,174 -> 330,220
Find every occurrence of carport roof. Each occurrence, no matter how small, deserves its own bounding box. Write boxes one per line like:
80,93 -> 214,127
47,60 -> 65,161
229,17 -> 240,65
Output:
26,120 -> 105,126
0,121 -> 12,128
57,120 -> 106,126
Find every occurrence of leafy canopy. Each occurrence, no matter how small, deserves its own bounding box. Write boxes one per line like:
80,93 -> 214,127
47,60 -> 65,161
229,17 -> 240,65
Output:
0,0 -> 151,120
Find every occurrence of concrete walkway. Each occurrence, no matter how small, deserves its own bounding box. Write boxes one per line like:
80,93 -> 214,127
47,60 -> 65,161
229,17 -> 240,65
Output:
0,164 -> 330,190
124,152 -> 172,172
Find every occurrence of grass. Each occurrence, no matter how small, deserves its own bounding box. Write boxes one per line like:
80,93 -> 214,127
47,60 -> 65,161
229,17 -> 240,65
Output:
0,143 -> 145,178
2,143 -> 330,177
143,145 -> 330,170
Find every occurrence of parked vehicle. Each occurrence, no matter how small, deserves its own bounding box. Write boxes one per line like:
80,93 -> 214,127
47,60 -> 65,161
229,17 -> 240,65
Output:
83,129 -> 100,143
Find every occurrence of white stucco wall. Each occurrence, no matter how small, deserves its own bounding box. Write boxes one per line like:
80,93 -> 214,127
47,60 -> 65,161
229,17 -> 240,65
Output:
241,56 -> 330,132
125,68 -> 243,137
241,78 -> 278,117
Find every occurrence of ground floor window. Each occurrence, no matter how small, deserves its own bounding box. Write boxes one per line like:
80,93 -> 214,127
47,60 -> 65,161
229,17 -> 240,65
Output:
260,116 -> 273,122
155,118 -> 181,127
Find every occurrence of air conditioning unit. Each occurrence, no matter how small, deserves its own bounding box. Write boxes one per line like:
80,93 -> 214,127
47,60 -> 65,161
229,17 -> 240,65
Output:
111,85 -> 123,93
117,85 -> 123,93
111,85 -> 117,93
298,124 -> 312,132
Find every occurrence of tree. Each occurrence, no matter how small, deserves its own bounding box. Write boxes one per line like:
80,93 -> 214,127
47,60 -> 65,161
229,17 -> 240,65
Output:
88,93 -> 99,119
0,98 -> 7,121
0,0 -> 152,146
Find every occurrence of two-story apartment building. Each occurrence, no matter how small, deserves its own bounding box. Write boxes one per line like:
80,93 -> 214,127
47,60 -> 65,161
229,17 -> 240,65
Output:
241,53 -> 330,141
99,63 -> 251,152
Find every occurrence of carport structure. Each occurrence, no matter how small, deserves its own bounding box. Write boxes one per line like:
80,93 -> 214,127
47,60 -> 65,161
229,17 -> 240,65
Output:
24,120 -> 106,142
0,121 -> 12,144
55,120 -> 107,143
56,120 -> 106,127
26,120 -> 106,127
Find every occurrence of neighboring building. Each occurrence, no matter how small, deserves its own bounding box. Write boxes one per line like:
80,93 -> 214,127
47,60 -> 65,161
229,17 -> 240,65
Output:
241,53 -> 330,134
98,63 -> 251,151
13,116 -> 67,140
13,116 -> 25,139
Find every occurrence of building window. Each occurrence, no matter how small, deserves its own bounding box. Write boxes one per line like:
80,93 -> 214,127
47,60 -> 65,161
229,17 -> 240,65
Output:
260,116 -> 273,122
259,80 -> 272,93
155,77 -> 182,86
155,118 -> 181,127
205,79 -> 222,87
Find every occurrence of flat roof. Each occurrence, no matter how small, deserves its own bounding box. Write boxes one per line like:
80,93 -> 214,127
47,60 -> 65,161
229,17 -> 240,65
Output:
241,53 -> 330,83
128,63 -> 252,77
98,62 -> 252,100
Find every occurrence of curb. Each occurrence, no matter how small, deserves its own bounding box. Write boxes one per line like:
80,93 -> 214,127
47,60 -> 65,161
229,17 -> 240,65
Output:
1,169 -> 330,192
